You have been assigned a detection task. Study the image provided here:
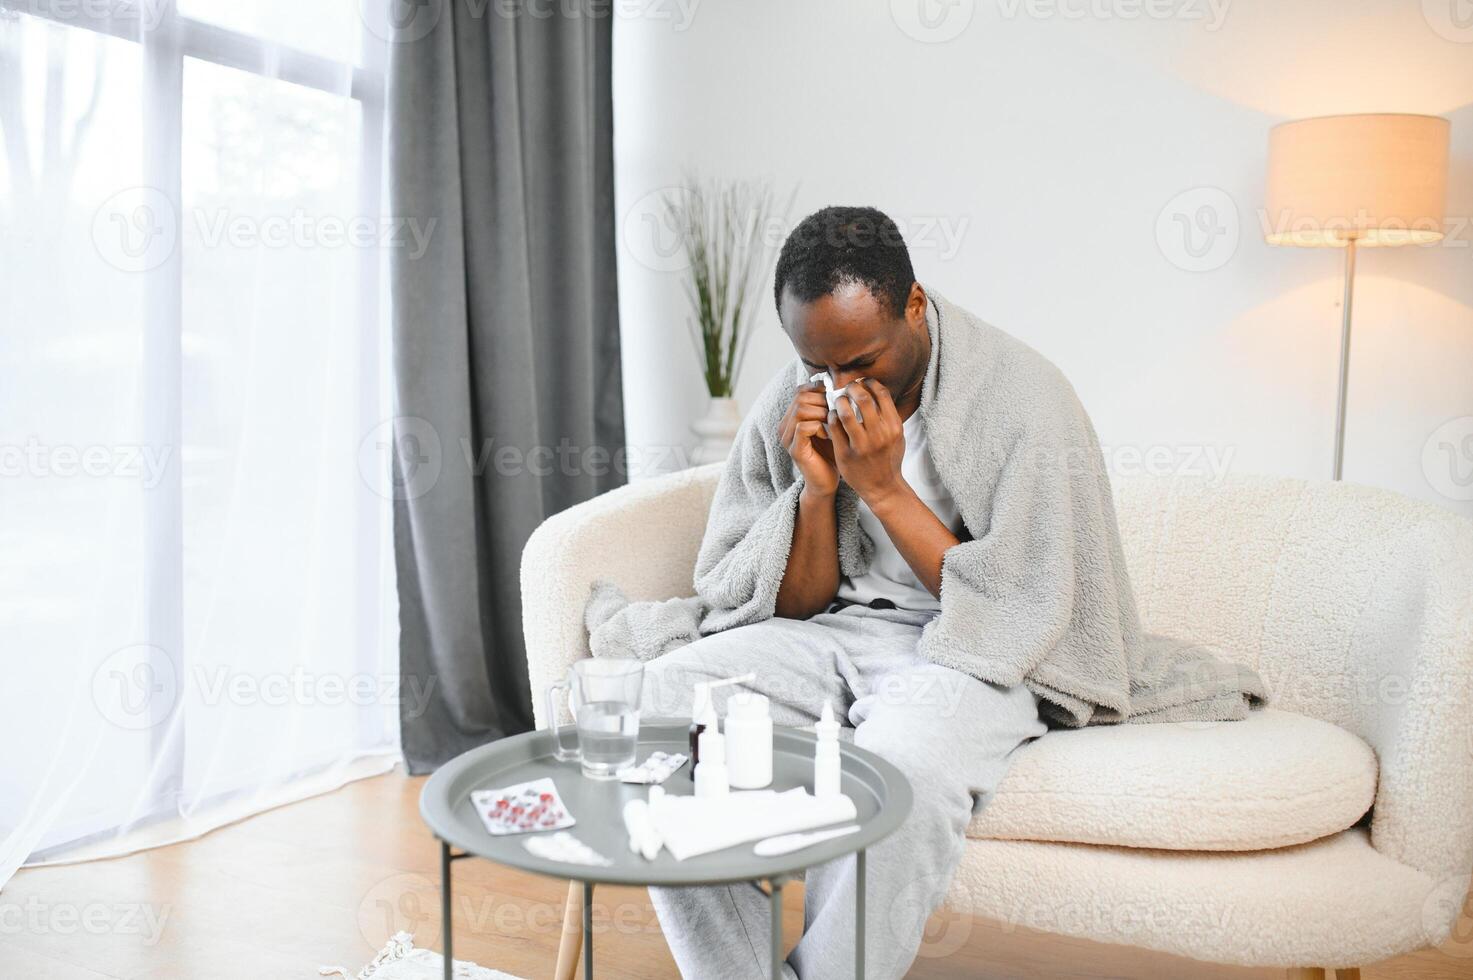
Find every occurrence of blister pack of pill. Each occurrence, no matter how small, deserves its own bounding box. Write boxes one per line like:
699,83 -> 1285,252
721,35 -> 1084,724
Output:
470,777 -> 575,836
618,751 -> 688,784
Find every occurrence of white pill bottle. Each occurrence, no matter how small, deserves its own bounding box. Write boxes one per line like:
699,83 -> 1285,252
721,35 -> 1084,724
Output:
724,690 -> 774,789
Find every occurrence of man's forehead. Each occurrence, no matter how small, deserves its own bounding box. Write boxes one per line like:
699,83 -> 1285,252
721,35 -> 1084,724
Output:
780,283 -> 893,353
781,280 -> 886,320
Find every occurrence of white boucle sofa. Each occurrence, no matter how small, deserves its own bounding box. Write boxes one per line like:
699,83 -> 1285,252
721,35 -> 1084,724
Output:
520,464 -> 1473,978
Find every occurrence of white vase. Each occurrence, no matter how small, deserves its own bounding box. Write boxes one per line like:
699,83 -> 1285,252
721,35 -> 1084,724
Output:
690,396 -> 742,466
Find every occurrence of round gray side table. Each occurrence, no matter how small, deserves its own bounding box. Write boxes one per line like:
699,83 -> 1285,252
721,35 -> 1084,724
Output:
420,720 -> 913,980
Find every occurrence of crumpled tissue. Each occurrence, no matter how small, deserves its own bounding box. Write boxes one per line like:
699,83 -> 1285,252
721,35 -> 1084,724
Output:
808,371 -> 864,422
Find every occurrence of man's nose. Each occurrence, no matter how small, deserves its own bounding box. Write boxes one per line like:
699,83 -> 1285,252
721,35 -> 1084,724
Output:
830,369 -> 865,391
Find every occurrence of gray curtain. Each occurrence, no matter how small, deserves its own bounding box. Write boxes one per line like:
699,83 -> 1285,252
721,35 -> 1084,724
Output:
388,0 -> 624,773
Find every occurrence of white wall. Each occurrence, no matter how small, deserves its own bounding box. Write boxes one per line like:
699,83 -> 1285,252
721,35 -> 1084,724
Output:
612,0 -> 1473,518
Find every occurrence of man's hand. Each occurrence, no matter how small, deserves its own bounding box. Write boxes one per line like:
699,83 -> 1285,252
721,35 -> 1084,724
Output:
775,381 -> 841,618
831,377 -> 961,599
779,381 -> 839,498
830,378 -> 907,506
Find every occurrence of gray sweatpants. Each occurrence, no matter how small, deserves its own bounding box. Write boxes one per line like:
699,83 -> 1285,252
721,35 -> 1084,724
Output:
640,604 -> 1049,980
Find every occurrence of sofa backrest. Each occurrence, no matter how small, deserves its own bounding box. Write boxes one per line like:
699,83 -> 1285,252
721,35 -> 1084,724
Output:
661,467 -> 1473,731
1110,472 -> 1473,731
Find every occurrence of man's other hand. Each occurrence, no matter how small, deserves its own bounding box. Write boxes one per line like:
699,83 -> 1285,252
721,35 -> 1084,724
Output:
830,378 -> 907,505
780,381 -> 839,498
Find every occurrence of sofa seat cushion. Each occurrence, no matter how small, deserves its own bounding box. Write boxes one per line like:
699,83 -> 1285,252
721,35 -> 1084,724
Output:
969,707 -> 1377,850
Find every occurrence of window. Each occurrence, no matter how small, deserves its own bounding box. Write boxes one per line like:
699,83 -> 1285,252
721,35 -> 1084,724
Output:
0,0 -> 397,873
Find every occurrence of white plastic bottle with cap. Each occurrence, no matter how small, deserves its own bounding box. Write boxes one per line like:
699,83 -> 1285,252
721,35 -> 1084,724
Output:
813,699 -> 841,798
725,690 -> 773,789
693,718 -> 729,798
688,673 -> 754,767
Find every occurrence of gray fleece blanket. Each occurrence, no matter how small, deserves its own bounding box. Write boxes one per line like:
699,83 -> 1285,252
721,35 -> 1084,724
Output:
587,286 -> 1269,727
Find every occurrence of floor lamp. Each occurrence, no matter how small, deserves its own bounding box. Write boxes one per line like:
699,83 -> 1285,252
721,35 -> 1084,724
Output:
1263,113 -> 1450,480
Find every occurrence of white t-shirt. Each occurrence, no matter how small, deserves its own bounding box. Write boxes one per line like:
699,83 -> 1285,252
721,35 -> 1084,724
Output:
835,411 -> 965,612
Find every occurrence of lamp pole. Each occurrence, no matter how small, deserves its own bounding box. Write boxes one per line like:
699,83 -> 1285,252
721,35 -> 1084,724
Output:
1332,234 -> 1358,481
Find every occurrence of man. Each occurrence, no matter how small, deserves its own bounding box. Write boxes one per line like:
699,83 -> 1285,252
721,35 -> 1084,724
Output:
591,205 -> 1265,979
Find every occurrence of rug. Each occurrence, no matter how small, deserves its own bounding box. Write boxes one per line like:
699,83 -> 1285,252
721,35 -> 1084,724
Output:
320,932 -> 527,980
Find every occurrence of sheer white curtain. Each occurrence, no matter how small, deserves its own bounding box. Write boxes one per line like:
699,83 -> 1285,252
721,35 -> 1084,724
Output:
0,0 -> 399,884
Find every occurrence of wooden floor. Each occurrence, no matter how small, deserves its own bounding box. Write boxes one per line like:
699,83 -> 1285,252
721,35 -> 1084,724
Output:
4,768 -> 1472,979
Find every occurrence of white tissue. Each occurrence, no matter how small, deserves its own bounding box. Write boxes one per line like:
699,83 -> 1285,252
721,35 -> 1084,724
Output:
647,786 -> 858,861
807,371 -> 864,422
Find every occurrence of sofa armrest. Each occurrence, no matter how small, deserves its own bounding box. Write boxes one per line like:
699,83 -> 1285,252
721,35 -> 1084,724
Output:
520,463 -> 724,728
1115,473 -> 1473,904
1361,514 -> 1473,891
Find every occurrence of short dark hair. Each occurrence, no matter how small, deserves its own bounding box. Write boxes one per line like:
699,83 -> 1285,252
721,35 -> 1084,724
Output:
773,206 -> 916,320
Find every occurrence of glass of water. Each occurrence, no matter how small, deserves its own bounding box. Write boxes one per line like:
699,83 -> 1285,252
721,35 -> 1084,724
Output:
545,659 -> 643,780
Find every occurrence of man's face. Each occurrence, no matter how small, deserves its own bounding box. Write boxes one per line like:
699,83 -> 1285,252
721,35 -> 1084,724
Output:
779,280 -> 930,411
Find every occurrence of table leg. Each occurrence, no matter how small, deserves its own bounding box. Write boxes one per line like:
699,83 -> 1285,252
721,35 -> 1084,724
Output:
554,881 -> 584,980
583,881 -> 594,980
855,848 -> 866,980
769,877 -> 784,980
441,840 -> 453,980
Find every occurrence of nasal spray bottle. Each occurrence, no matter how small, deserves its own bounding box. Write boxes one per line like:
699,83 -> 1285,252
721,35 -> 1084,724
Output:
813,700 -> 842,798
693,716 -> 729,798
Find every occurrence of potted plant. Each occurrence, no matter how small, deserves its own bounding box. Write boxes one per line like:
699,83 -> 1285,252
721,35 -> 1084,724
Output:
663,175 -> 791,464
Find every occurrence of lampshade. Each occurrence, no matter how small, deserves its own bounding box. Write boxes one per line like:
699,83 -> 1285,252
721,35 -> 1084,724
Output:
1264,113 -> 1450,247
